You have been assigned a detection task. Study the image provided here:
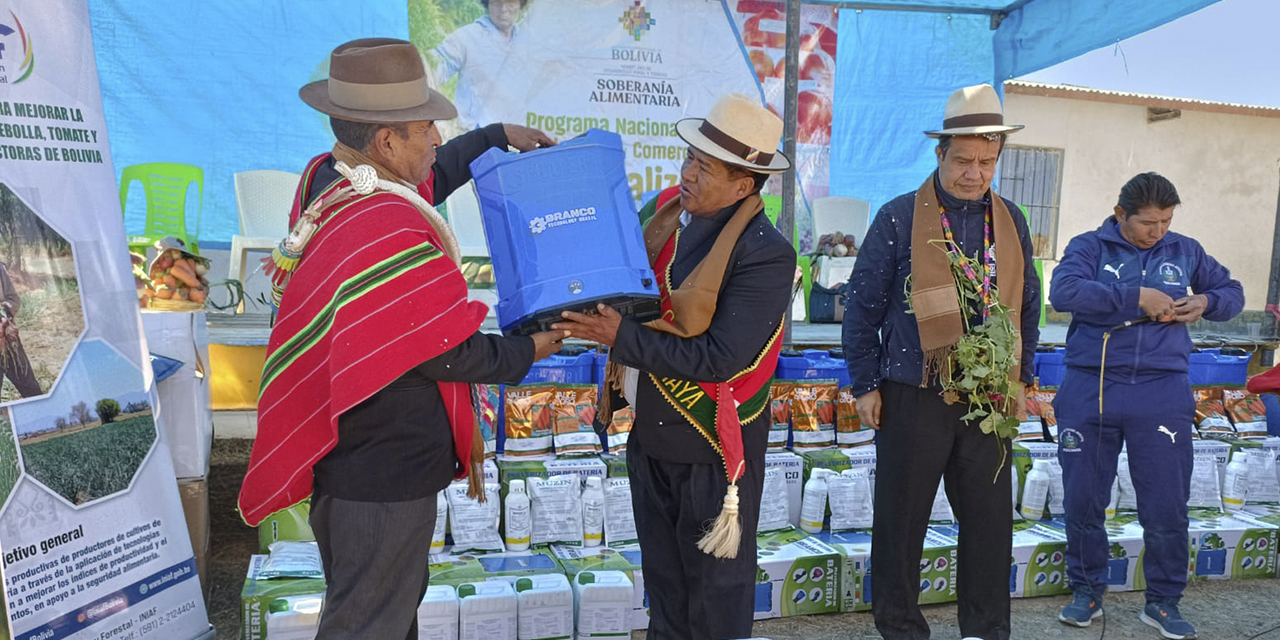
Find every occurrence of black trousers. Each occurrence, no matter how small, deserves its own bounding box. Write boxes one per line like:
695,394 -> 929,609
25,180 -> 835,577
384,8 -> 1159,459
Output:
872,382 -> 1012,640
628,435 -> 765,640
310,491 -> 437,640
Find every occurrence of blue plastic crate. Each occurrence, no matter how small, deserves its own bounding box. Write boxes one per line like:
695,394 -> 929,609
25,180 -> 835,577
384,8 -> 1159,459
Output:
1189,348 -> 1250,386
775,348 -> 851,388
1033,347 -> 1066,388
470,129 -> 660,335
520,349 -> 595,385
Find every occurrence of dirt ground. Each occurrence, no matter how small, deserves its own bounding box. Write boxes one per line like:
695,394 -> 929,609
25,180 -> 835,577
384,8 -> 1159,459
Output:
206,439 -> 1280,640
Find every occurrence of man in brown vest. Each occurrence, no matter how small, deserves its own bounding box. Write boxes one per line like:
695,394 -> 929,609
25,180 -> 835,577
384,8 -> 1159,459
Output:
559,93 -> 797,639
842,84 -> 1041,640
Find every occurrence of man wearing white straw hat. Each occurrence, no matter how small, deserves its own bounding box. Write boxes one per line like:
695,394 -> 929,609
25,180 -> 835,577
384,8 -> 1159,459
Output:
842,84 -> 1041,640
557,93 -> 796,639
238,38 -> 567,640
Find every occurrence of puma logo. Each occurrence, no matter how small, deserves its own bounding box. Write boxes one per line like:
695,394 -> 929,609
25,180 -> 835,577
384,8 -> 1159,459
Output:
1104,263 -> 1124,279
1157,425 -> 1177,444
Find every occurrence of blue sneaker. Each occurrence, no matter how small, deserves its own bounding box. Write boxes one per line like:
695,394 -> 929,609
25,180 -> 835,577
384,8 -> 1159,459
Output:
1141,600 -> 1197,639
1058,589 -> 1103,627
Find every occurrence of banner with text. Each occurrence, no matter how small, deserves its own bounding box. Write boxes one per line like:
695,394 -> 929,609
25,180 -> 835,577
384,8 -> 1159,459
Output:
410,0 -> 835,251
0,1 -> 213,639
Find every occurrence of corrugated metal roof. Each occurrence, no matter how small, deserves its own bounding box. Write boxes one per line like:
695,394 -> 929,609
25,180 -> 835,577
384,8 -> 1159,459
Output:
1005,81 -> 1280,118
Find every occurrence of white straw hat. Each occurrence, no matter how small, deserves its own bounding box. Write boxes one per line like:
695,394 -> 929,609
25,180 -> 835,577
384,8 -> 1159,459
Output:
676,93 -> 790,174
925,84 -> 1024,138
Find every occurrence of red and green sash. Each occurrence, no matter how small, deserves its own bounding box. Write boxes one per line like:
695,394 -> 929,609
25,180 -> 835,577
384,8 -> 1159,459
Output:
642,187 -> 784,483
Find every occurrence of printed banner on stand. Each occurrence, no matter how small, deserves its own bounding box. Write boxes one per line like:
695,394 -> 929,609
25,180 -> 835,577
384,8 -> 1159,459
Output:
0,1 -> 213,639
409,0 -> 831,254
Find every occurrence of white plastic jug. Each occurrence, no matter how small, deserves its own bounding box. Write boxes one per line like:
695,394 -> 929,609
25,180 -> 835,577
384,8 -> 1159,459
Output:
265,595 -> 323,640
515,573 -> 574,640
458,580 -> 517,640
418,584 -> 459,640
572,570 -> 633,639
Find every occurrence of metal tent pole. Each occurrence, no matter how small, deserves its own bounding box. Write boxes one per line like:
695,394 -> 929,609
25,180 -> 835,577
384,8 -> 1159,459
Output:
781,0 -> 802,347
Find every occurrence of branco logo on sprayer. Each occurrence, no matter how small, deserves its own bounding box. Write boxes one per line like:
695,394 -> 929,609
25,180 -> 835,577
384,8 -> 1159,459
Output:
528,206 -> 598,235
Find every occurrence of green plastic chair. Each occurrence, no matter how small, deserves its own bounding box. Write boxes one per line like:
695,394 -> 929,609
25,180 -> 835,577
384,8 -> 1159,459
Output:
1016,204 -> 1048,328
761,193 -> 819,318
119,163 -> 204,255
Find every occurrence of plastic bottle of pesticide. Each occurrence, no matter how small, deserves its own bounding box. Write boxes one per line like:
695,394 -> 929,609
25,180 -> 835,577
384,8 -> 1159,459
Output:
505,479 -> 532,552
431,492 -> 448,554
582,476 -> 605,547
1105,479 -> 1119,520
800,469 -> 833,533
1223,449 -> 1250,510
1019,460 -> 1051,521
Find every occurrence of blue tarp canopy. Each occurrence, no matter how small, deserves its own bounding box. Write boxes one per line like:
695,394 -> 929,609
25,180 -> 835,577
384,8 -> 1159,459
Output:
823,0 -> 1218,215
89,0 -> 1218,246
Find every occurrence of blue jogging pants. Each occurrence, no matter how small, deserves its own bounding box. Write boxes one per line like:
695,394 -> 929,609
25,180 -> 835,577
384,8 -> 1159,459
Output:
1054,368 -> 1195,602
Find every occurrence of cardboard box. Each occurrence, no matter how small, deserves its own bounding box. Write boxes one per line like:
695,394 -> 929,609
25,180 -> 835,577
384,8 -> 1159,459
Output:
798,448 -> 853,482
814,529 -> 872,613
142,310 -> 213,479
601,453 -> 628,478
754,529 -> 843,620
427,547 -> 565,588
240,555 -> 326,640
817,526 -> 956,612
497,456 -> 607,496
1006,520 -> 1070,598
1042,515 -> 1145,592
765,450 -> 804,527
550,545 -> 648,631
1188,511 -> 1278,580
178,477 -> 211,604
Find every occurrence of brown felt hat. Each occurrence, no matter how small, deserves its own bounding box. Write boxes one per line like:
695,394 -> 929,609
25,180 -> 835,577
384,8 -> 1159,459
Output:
299,38 -> 458,124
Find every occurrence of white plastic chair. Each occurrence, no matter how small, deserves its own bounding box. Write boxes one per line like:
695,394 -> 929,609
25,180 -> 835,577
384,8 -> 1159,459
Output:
811,195 -> 871,243
231,170 -> 300,311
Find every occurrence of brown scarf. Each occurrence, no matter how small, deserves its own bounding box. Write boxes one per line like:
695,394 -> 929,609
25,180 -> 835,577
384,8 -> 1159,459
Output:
910,175 -> 1024,388
642,193 -> 765,337
598,193 -> 765,423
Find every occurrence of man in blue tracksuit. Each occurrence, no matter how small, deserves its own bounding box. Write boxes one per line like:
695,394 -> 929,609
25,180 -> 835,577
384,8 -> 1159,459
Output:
1050,172 -> 1243,639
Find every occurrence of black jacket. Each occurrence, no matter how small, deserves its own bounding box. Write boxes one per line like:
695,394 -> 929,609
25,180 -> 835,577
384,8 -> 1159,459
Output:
842,173 -> 1041,397
312,124 -> 534,502
611,198 -> 797,465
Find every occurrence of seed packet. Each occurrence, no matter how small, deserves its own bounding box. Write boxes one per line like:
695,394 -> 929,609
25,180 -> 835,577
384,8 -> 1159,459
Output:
528,474 -> 585,546
606,406 -> 633,454
446,482 -> 503,553
1223,387 -> 1268,439
1194,388 -> 1235,437
604,477 -> 638,548
553,384 -> 602,456
260,541 -> 324,579
504,385 -> 555,458
757,467 -> 792,533
475,383 -> 500,459
769,382 -> 794,451
791,380 -> 837,449
836,386 -> 874,448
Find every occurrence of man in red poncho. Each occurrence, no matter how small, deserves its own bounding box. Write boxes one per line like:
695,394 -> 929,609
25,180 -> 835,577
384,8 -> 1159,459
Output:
238,38 -> 564,640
